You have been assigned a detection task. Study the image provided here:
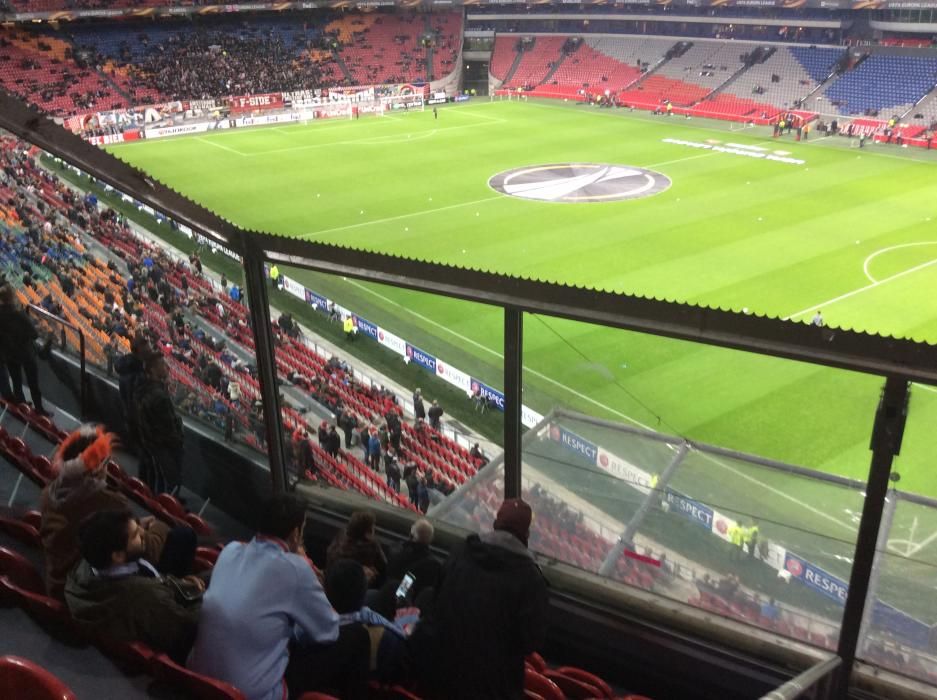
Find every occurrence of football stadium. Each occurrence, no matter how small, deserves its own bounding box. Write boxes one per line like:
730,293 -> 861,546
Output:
1,3 -> 937,699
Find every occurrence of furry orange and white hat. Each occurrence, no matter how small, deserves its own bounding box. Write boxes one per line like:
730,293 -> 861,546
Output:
53,424 -> 116,477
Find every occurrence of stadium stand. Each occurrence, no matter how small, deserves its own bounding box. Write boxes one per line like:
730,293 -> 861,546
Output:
323,12 -> 461,86
65,16 -> 343,103
0,405 -> 630,698
0,135 -> 483,514
502,36 -> 568,90
718,47 -> 832,114
820,53 -> 937,117
534,39 -> 644,98
787,46 -> 845,84
0,26 -> 127,116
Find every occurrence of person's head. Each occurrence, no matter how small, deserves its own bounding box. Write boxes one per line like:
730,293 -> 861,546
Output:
143,351 -> 168,381
346,511 -> 376,542
0,284 -> 16,306
258,494 -> 307,552
410,518 -> 434,545
324,558 -> 368,614
54,424 -> 116,478
493,498 -> 533,547
78,509 -> 145,569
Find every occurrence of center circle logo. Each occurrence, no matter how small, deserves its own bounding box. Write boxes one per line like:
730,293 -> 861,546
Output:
489,163 -> 671,203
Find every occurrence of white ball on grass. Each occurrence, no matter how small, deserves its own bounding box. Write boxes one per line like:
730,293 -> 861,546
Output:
462,249 -> 467,254
856,240 -> 860,245
360,210 -> 364,214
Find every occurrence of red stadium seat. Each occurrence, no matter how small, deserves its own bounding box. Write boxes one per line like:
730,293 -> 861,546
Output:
526,651 -> 548,673
195,546 -> 220,564
93,637 -> 155,674
0,656 -> 77,700
544,669 -> 603,699
525,669 -> 564,700
152,653 -> 247,700
21,510 -> 42,531
556,666 -> 615,698
185,512 -> 213,536
157,493 -> 186,518
297,693 -> 340,700
0,515 -> 41,549
0,546 -> 45,594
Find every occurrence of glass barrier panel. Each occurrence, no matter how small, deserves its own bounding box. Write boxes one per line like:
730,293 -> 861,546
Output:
273,264 -> 503,513
859,385 -> 937,687
521,313 -> 880,649
858,495 -> 937,686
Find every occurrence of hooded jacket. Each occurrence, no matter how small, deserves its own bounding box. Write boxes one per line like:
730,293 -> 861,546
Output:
40,462 -> 169,599
412,531 -> 548,700
65,559 -> 199,662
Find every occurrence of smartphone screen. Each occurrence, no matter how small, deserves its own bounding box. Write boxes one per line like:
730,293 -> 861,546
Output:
395,572 -> 416,600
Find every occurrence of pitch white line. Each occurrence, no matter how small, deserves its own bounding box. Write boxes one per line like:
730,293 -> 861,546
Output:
862,241 -> 937,283
784,255 -> 937,321
520,99 -> 937,166
300,151 -> 720,238
195,137 -> 245,156
300,195 -> 504,238
342,278 -> 858,534
248,119 -> 502,157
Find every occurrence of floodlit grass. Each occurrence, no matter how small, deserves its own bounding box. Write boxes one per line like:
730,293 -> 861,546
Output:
107,99 -> 937,611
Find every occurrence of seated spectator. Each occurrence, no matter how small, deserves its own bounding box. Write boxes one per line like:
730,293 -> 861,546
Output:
39,425 -> 196,599
325,558 -> 410,682
65,509 -> 203,663
327,511 -> 387,586
188,495 -> 369,700
411,499 -> 548,700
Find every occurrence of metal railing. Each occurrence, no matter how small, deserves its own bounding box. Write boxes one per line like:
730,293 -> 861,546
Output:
761,657 -> 842,700
26,303 -> 86,418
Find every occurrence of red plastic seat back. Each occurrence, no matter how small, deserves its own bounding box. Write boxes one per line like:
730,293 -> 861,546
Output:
526,651 -> 547,673
152,653 -> 246,700
156,493 -> 186,518
524,670 -> 564,700
544,670 -> 602,699
556,666 -> 615,699
0,546 -> 45,594
21,510 -> 43,531
0,655 -> 77,700
0,516 -> 42,549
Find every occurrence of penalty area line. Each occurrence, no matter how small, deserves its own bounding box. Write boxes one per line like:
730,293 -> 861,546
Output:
784,255 -> 937,321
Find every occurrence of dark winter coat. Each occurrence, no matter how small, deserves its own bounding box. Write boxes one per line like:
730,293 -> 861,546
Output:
386,540 -> 442,601
65,560 -> 200,662
0,303 -> 38,363
134,378 -> 184,450
40,466 -> 169,600
411,531 -> 548,700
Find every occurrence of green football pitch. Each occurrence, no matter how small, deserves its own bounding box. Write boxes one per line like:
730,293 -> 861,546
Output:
106,99 -> 937,604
